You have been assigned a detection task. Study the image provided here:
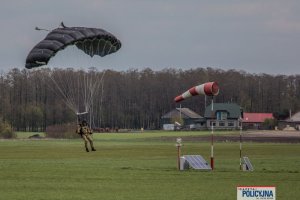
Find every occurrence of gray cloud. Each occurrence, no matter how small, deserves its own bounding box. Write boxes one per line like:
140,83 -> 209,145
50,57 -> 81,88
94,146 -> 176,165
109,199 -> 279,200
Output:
0,0 -> 299,75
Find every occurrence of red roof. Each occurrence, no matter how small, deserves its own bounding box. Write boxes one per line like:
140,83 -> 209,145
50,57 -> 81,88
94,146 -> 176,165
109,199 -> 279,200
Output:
242,113 -> 273,123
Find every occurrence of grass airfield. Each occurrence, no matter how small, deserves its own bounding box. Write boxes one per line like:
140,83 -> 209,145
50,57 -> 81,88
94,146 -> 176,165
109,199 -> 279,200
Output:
0,131 -> 299,200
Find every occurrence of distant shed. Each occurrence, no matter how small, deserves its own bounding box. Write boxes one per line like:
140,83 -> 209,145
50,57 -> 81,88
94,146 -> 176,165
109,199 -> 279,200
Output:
161,108 -> 205,130
278,111 -> 300,130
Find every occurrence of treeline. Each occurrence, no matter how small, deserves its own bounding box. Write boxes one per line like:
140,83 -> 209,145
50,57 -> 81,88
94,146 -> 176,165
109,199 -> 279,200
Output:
0,67 -> 299,131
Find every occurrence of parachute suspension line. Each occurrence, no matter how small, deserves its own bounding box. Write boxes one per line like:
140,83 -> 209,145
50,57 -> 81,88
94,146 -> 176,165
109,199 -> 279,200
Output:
77,70 -> 88,114
76,70 -> 81,113
107,42 -> 114,55
97,39 -> 105,56
48,68 -> 99,116
85,70 -> 105,128
87,72 -> 93,128
88,72 -> 94,126
87,42 -> 95,112
60,70 -> 79,113
85,41 -> 93,112
90,70 -> 105,110
58,70 -> 80,114
81,71 -> 85,112
62,70 -> 73,110
45,70 -> 72,113
72,71 -> 80,112
96,39 -> 101,56
48,71 -> 78,113
78,39 -> 98,116
81,69 -> 106,128
84,71 -> 89,112
98,71 -> 106,128
103,40 -> 114,56
89,39 -> 94,57
101,41 -> 108,57
88,73 -> 94,111
62,69 -> 78,113
51,71 -> 75,112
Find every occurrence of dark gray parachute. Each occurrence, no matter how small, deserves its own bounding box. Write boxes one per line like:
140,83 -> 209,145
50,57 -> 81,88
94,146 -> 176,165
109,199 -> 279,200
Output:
25,25 -> 121,69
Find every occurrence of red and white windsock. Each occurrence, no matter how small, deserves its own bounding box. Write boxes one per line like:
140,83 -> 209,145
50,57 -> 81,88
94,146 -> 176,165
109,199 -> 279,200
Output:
174,82 -> 219,103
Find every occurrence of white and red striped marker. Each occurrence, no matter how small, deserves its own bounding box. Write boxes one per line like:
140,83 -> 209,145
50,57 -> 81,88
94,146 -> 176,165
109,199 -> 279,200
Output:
174,82 -> 219,102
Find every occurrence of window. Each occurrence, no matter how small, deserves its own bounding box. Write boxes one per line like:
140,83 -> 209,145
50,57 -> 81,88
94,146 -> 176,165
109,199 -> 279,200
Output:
228,122 -> 234,127
219,122 -> 225,127
216,111 -> 228,120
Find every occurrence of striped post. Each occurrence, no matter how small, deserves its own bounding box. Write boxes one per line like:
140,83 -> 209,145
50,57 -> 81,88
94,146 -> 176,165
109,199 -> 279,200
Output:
239,119 -> 243,170
210,98 -> 214,170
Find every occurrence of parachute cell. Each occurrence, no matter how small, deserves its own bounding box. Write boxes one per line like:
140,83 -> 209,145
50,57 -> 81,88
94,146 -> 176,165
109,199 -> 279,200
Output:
25,26 -> 121,69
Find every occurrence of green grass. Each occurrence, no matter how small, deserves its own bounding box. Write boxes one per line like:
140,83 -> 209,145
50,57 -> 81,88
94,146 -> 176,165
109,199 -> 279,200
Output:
0,131 -> 299,200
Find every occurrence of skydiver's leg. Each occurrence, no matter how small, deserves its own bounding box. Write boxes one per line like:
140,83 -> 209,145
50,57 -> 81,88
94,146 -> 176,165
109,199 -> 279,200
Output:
87,135 -> 96,151
82,135 -> 89,152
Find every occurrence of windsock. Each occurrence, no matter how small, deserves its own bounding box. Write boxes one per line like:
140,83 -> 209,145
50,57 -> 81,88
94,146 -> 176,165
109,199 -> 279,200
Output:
174,82 -> 219,103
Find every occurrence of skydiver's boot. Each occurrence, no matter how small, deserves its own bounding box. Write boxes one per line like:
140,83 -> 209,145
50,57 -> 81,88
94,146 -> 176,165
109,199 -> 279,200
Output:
85,141 -> 89,152
90,141 -> 96,151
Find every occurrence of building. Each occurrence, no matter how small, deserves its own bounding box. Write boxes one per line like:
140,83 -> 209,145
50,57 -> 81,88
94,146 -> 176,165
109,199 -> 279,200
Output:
204,103 -> 242,130
278,111 -> 300,130
242,113 -> 274,130
161,108 -> 205,130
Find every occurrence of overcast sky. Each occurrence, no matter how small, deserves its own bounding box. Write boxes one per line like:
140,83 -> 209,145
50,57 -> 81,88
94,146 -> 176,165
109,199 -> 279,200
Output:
0,0 -> 299,75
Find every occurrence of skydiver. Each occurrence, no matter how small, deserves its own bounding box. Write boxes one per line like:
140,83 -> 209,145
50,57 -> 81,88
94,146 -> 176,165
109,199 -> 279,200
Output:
76,120 -> 96,152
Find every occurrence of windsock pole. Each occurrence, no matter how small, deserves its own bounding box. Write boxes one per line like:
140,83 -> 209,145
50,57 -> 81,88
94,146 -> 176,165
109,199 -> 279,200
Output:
210,97 -> 214,170
173,81 -> 219,170
239,118 -> 243,170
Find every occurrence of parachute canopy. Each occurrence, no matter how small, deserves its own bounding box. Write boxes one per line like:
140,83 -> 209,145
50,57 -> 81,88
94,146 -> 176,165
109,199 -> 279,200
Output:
25,25 -> 121,69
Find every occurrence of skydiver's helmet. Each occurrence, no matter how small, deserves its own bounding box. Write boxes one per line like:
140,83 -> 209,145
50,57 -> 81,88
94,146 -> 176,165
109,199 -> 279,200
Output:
81,120 -> 87,126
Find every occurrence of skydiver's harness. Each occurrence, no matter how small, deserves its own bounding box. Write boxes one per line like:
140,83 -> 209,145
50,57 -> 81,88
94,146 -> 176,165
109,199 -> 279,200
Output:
78,126 -> 91,135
